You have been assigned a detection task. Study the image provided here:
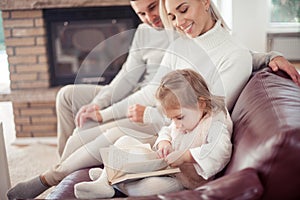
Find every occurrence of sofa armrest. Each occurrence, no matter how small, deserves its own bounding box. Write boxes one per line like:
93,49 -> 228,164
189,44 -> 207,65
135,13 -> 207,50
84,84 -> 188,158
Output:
159,168 -> 263,200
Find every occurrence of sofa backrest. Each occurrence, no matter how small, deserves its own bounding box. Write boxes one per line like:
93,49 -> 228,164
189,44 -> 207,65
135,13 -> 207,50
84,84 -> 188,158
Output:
226,69 -> 300,200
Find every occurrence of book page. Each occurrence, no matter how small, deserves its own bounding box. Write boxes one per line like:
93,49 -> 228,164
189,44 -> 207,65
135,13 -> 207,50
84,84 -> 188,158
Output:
108,144 -> 156,169
100,144 -> 176,184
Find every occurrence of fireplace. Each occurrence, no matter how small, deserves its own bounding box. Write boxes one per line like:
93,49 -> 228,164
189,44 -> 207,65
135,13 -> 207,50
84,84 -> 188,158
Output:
44,6 -> 139,86
0,0 -> 138,138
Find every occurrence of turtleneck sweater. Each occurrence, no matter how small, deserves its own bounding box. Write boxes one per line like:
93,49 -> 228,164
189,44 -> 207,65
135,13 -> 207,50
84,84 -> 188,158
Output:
100,20 -> 252,122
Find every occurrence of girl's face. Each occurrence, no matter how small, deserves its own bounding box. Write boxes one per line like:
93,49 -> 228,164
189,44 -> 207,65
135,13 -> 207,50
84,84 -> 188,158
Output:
165,104 -> 205,133
164,0 -> 214,38
131,0 -> 163,29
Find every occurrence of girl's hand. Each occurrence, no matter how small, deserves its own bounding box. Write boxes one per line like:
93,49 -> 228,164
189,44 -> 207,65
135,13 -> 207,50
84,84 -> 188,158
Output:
166,150 -> 194,167
157,140 -> 173,158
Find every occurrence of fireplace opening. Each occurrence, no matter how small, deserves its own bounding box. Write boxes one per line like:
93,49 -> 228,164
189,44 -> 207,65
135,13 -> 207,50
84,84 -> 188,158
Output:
44,6 -> 140,86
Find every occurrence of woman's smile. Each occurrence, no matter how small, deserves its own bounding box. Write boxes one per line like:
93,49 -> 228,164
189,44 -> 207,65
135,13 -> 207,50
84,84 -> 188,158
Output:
182,22 -> 194,34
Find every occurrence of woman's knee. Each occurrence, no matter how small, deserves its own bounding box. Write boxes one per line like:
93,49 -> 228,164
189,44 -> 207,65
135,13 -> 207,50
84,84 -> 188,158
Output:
114,135 -> 142,147
101,127 -> 126,144
65,129 -> 86,148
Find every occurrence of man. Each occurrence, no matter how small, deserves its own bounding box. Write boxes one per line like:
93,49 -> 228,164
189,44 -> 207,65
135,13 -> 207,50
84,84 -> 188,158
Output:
56,0 -> 167,156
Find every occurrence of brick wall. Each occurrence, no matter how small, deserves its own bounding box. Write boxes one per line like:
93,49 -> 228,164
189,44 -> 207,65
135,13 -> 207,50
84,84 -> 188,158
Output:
2,10 -> 58,137
13,101 -> 57,137
2,10 -> 49,90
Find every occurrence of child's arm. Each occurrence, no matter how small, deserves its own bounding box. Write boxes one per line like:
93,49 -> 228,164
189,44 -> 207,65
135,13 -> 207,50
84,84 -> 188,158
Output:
153,125 -> 172,149
153,124 -> 174,158
165,150 -> 195,167
190,112 -> 233,180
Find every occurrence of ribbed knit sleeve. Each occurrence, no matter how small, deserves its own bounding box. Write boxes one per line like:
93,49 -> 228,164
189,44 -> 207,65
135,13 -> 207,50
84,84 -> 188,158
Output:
92,24 -> 147,108
190,112 -> 233,179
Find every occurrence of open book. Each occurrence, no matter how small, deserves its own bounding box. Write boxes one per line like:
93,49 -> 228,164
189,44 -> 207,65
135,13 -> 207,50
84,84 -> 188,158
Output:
100,144 -> 180,185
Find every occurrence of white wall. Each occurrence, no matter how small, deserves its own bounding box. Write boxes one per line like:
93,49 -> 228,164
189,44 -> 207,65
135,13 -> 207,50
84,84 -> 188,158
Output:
214,0 -> 232,29
231,0 -> 268,52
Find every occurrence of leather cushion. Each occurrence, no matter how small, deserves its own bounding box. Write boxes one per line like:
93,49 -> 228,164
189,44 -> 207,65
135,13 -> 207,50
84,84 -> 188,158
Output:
160,168 -> 263,200
226,69 -> 300,200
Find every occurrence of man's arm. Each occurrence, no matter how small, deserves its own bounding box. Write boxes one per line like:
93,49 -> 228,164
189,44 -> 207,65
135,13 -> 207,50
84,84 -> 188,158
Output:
92,25 -> 148,108
75,25 -> 148,127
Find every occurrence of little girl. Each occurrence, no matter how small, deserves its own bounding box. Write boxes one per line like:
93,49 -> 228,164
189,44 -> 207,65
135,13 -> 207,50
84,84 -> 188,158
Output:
74,69 -> 233,198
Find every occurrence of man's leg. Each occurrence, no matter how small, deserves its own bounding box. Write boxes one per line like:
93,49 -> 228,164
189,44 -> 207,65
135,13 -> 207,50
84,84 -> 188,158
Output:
7,126 -> 126,199
56,84 -> 102,156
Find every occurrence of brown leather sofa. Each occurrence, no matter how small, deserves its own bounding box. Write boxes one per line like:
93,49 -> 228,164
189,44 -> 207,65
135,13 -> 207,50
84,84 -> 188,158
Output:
47,68 -> 300,200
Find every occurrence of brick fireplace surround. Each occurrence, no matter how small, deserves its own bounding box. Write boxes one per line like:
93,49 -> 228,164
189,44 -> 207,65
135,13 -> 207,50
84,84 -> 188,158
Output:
0,0 -> 130,138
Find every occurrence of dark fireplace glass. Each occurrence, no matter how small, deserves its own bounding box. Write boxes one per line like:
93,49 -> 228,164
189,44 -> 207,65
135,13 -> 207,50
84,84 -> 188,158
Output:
44,6 -> 140,86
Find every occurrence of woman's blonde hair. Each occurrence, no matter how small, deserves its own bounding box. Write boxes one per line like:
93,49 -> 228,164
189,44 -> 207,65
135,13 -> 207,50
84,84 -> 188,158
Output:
159,0 -> 229,33
156,69 -> 226,114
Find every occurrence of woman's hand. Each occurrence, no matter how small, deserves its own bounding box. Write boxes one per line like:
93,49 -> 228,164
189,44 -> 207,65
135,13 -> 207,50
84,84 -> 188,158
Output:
127,104 -> 146,123
157,140 -> 173,159
75,103 -> 102,127
269,56 -> 300,86
165,150 -> 195,167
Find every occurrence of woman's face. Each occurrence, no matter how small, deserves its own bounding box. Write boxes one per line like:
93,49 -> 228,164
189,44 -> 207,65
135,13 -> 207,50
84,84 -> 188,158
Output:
164,0 -> 214,38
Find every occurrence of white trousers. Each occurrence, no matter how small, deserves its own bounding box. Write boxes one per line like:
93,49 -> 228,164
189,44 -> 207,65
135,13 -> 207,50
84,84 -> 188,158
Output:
47,85 -> 163,186
56,84 -> 102,156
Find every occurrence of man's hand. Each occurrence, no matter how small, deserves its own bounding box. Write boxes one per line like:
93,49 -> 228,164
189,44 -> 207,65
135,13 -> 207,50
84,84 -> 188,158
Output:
75,104 -> 102,127
157,140 -> 173,159
127,104 -> 146,123
165,150 -> 195,167
269,56 -> 300,86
